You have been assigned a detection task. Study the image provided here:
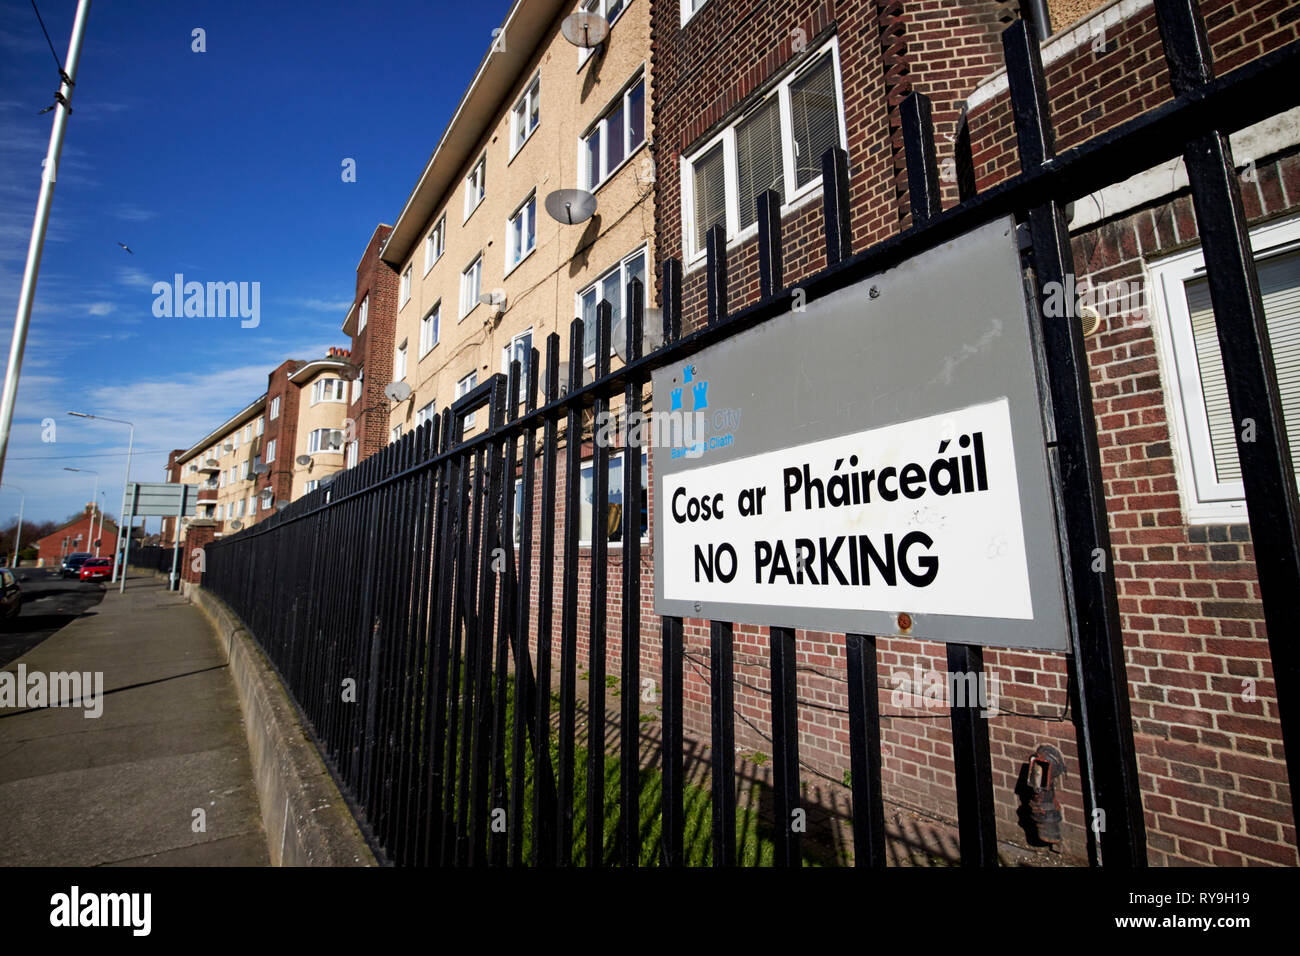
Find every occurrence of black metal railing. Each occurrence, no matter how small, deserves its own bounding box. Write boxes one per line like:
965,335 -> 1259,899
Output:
130,546 -> 177,574
204,0 -> 1300,867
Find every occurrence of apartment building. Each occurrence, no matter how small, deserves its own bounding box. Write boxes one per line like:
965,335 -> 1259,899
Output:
170,350 -> 355,539
342,224 -> 398,465
376,0 -> 653,448
647,0 -> 1300,865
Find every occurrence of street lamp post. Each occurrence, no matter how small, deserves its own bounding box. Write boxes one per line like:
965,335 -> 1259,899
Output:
67,412 -> 133,585
63,467 -> 99,555
2,483 -> 23,568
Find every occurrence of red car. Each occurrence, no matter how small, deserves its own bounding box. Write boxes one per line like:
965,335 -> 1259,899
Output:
79,557 -> 113,582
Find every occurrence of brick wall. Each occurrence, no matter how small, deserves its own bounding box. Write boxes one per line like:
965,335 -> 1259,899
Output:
349,225 -> 398,462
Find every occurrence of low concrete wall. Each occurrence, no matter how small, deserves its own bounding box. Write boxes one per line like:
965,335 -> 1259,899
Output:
183,581 -> 376,866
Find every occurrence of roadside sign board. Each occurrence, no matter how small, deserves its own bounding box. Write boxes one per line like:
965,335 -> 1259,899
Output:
651,217 -> 1070,651
125,482 -> 196,518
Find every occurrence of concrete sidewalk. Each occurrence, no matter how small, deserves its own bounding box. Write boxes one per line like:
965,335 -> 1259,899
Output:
0,575 -> 269,866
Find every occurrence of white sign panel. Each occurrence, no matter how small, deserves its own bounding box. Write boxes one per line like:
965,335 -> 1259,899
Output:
661,399 -> 1033,620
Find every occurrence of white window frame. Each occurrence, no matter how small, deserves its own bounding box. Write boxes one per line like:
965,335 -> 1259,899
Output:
358,293 -> 369,332
680,0 -> 710,27
244,423 -> 252,442
456,371 -> 479,429
460,253 -> 483,320
390,424 -> 403,444
680,37 -> 848,266
347,440 -> 359,469
510,73 -> 540,157
420,302 -> 441,358
256,416 -> 264,436
464,154 -> 486,221
576,245 -> 648,366
506,190 -> 537,274
579,449 -> 649,546
424,215 -> 446,275
1149,213 -> 1300,524
578,0 -> 628,67
400,265 -> 412,310
308,427 -> 344,454
265,438 -> 277,463
416,400 -> 436,428
502,328 -> 534,382
305,479 -> 320,493
270,395 -> 280,419
394,341 -> 408,382
351,368 -> 363,405
311,379 -> 347,405
579,70 -> 646,191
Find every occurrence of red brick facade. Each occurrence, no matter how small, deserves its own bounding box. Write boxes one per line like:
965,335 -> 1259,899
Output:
347,225 -> 400,463
34,507 -> 120,566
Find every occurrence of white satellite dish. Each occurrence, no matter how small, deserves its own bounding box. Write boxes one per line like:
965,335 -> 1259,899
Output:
644,308 -> 665,353
228,519 -> 242,530
252,462 -> 269,475
545,188 -> 597,225
204,458 -> 219,467
384,381 -> 413,402
276,501 -> 290,512
295,454 -> 312,466
223,443 -> 233,452
561,11 -> 608,47
478,290 -> 506,311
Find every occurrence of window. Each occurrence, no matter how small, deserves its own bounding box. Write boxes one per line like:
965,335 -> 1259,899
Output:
581,73 -> 645,190
217,504 -> 224,520
347,440 -> 358,469
253,454 -> 263,474
269,396 -> 280,419
220,471 -> 227,488
502,328 -> 533,385
305,479 -> 320,493
464,154 -> 486,219
394,341 -> 408,382
511,74 -> 540,155
507,192 -> 537,270
424,216 -> 445,274
312,379 -> 347,404
232,430 -> 240,449
683,42 -> 846,261
352,368 -> 363,404
241,460 -> 250,480
578,247 -> 647,363
420,303 -> 440,357
308,428 -> 344,453
261,495 -> 273,512
579,451 -> 648,544
457,371 -> 479,429
460,254 -> 483,319
266,438 -> 277,463
417,401 -> 436,428
391,424 -> 403,444
244,423 -> 252,442
579,0 -> 627,66
256,416 -> 264,436
1150,216 -> 1300,523
236,499 -> 245,517
400,265 -> 412,309
358,294 -> 368,332
680,0 -> 710,26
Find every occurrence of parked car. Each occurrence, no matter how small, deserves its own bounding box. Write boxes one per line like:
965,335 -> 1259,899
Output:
78,557 -> 113,582
61,552 -> 93,578
0,568 -> 21,622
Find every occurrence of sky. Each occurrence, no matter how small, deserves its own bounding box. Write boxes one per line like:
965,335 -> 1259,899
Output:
0,0 -> 513,527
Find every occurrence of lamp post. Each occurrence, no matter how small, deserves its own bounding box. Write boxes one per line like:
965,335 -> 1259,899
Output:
67,412 -> 133,585
63,467 -> 100,555
2,483 -> 23,568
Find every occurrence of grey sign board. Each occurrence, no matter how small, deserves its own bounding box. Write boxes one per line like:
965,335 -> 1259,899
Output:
126,482 -> 196,518
651,217 -> 1070,651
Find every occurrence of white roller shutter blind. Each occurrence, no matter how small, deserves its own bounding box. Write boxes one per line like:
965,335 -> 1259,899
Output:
1186,248 -> 1300,484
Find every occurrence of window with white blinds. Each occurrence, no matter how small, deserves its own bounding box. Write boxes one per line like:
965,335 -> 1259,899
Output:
1186,248 -> 1300,486
693,144 -> 726,252
1152,215 -> 1300,522
683,38 -> 846,261
736,98 -> 783,230
790,52 -> 839,188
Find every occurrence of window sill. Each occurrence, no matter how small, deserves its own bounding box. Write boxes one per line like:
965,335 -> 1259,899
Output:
507,127 -> 538,166
459,302 -> 479,323
419,343 -> 439,362
464,198 -> 484,225
589,139 -> 649,197
503,243 -> 537,279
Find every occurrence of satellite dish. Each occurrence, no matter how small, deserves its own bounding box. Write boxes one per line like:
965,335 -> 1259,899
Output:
384,381 -> 413,402
644,308 -> 665,353
229,519 -> 242,530
223,443 -> 233,452
252,462 -> 269,475
478,290 -> 506,310
611,311 -> 628,362
545,189 -> 597,225
276,501 -> 290,512
295,454 -> 312,466
204,458 -> 219,467
260,487 -> 273,501
561,10 -> 608,47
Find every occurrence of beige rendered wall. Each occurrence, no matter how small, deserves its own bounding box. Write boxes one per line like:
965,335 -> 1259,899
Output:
388,0 -> 654,440
291,368 -> 350,500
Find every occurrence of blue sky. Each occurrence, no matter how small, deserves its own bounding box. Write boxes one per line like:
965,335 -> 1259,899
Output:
0,0 -> 512,526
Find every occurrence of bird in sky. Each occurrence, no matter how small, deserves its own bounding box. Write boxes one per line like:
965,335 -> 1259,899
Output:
117,241 -> 133,254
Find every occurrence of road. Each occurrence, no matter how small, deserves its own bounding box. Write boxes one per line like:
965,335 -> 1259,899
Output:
0,568 -> 106,668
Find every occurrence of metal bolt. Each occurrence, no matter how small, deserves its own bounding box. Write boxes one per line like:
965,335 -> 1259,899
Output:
869,286 -> 880,299
897,612 -> 912,631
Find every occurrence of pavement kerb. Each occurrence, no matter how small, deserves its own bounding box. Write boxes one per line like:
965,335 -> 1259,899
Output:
176,577 -> 376,866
